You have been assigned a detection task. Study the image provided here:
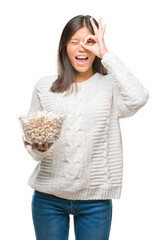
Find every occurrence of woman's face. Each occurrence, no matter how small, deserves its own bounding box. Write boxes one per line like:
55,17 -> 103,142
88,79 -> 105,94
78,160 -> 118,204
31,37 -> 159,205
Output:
66,27 -> 96,75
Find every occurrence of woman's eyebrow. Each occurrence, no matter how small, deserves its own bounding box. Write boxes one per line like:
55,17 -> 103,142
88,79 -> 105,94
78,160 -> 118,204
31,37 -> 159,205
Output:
71,38 -> 79,40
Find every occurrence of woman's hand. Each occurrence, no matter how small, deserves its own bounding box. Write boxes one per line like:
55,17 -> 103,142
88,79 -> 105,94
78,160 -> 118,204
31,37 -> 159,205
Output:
80,17 -> 108,59
24,141 -> 54,152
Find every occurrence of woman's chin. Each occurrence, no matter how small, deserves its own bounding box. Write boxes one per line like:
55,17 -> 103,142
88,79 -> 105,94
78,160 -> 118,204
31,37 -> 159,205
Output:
75,67 -> 89,73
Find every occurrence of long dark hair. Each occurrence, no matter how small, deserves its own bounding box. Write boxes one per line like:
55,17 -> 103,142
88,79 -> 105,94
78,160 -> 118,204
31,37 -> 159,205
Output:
50,15 -> 108,96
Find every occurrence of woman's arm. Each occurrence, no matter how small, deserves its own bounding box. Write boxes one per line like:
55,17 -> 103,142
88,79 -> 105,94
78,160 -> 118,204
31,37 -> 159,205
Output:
24,79 -> 51,161
80,17 -> 149,118
101,51 -> 149,118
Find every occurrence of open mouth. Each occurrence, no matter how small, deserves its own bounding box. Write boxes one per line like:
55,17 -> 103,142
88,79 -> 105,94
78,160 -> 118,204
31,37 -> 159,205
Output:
75,56 -> 89,65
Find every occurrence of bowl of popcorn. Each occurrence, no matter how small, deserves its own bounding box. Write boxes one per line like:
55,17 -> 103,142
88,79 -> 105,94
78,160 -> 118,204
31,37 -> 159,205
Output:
18,111 -> 67,143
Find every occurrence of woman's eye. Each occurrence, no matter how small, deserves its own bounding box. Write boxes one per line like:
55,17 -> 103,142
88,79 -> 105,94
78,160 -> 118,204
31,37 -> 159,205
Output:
87,40 -> 95,44
71,42 -> 78,44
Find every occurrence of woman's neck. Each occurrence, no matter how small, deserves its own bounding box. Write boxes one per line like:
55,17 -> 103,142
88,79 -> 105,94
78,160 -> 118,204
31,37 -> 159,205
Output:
75,70 -> 94,83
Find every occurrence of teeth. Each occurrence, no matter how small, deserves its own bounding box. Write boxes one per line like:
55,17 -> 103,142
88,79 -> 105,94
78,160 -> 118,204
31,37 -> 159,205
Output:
76,56 -> 87,59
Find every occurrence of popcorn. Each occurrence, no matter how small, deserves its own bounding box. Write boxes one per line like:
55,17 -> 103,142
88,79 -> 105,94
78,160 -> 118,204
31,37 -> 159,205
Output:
19,111 -> 67,142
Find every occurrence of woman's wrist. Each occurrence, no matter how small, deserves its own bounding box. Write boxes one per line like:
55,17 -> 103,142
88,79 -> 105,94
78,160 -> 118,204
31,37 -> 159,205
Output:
100,49 -> 108,59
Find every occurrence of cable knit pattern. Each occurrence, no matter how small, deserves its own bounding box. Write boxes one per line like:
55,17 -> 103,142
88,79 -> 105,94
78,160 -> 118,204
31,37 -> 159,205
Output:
24,51 -> 149,200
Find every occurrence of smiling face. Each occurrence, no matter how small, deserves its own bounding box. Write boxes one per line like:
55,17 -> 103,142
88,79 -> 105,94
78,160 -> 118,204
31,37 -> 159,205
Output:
66,27 -> 96,80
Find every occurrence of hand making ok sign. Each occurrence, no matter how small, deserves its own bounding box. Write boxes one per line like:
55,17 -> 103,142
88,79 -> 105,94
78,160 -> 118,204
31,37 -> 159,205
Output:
80,17 -> 108,59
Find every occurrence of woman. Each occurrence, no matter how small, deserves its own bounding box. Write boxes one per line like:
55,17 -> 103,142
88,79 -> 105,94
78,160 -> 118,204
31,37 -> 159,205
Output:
24,15 -> 149,240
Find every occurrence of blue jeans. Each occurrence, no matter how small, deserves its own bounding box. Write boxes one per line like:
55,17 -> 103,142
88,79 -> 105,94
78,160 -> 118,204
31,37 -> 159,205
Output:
31,190 -> 113,240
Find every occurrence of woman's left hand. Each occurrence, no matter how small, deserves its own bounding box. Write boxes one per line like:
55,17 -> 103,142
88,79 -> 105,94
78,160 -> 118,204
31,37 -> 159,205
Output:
80,17 -> 108,59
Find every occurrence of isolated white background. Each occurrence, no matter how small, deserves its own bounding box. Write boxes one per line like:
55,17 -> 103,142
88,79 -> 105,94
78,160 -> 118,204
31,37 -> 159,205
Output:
0,0 -> 166,239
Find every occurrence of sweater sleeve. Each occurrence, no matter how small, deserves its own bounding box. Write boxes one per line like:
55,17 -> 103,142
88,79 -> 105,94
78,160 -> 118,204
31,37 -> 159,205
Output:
24,79 -> 49,161
101,51 -> 149,118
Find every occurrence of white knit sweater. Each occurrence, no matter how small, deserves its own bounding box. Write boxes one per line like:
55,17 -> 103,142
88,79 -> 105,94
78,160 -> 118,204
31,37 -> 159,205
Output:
24,51 -> 149,200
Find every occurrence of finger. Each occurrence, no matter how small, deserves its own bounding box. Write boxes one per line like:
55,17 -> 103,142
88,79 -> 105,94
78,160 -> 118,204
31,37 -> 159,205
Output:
43,142 -> 48,151
90,16 -> 98,34
84,34 -> 96,44
98,18 -> 102,33
48,143 -> 54,148
31,142 -> 36,149
102,24 -> 106,38
24,141 -> 30,145
80,42 -> 93,52
38,142 -> 43,150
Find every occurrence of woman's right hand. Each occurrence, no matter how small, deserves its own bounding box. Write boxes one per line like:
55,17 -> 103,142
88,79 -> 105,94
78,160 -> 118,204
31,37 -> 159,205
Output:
24,141 -> 54,152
